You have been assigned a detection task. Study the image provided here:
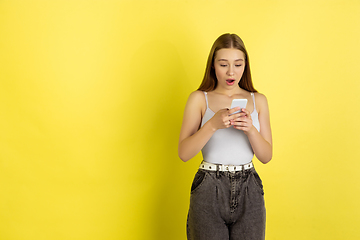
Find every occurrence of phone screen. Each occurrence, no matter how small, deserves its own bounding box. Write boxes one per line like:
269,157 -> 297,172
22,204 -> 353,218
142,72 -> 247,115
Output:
230,99 -> 247,114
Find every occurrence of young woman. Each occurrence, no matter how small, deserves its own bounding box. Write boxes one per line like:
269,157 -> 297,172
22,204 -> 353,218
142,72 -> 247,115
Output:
178,33 -> 272,240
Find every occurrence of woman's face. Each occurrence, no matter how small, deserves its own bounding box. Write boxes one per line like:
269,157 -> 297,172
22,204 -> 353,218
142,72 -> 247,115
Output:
213,48 -> 245,88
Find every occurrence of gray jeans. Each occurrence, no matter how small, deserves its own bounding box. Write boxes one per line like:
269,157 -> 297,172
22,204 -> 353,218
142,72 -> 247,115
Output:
187,167 -> 266,240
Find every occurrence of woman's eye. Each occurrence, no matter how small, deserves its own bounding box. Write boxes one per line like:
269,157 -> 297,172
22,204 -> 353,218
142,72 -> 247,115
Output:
220,64 -> 227,67
235,65 -> 242,67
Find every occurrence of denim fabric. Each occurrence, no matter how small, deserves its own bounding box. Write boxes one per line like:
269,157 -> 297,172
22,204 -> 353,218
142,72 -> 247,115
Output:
187,167 -> 266,240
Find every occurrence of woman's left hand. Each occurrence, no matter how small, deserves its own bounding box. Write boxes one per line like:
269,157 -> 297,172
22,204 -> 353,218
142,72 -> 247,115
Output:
231,108 -> 255,133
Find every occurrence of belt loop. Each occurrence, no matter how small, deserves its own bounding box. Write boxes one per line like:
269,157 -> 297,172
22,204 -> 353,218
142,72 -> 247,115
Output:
216,164 -> 220,178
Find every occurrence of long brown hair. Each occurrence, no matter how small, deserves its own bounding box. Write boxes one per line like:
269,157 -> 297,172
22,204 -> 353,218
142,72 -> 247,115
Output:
197,33 -> 257,92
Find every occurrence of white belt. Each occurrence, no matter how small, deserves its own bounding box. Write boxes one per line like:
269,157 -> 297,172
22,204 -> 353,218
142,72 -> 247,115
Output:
199,161 -> 253,172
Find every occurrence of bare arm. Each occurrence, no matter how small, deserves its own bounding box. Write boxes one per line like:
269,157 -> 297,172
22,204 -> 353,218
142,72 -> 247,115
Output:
232,93 -> 273,163
178,91 -> 241,162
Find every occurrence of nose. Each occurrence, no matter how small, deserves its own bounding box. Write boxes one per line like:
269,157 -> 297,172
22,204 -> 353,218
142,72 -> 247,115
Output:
228,65 -> 234,76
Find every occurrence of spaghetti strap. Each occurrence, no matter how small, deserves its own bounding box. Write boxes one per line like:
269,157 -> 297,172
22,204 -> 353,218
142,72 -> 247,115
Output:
251,92 -> 256,112
203,92 -> 209,109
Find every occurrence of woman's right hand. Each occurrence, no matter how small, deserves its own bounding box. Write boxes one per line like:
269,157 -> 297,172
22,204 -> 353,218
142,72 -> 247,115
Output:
208,107 -> 241,130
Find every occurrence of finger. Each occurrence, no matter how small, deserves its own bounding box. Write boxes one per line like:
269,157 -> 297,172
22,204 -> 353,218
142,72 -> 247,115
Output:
233,123 -> 249,130
235,112 -> 249,119
234,119 -> 251,127
233,115 -> 248,122
233,124 -> 246,130
241,108 -> 251,116
232,122 -> 242,127
228,107 -> 241,115
225,120 -> 232,127
232,117 -> 244,123
232,118 -> 246,125
229,111 -> 245,120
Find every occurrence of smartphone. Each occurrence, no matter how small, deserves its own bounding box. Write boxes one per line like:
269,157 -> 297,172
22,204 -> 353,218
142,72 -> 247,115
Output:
230,99 -> 248,115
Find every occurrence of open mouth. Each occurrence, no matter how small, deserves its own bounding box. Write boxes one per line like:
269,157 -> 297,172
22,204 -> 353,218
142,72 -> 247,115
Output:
226,79 -> 235,85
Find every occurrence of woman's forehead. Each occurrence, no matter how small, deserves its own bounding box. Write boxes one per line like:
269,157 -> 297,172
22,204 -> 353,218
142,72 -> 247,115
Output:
215,48 -> 245,60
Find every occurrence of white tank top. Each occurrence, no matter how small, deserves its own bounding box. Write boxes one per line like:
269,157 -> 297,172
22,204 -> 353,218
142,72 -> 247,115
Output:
201,92 -> 260,165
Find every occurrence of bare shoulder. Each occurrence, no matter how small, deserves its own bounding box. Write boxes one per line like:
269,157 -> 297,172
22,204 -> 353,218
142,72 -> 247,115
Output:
254,92 -> 268,102
188,90 -> 205,101
186,90 -> 206,108
254,92 -> 269,113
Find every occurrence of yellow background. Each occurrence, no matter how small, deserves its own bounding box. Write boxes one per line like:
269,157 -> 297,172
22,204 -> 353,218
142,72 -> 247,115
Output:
1,0 -> 360,239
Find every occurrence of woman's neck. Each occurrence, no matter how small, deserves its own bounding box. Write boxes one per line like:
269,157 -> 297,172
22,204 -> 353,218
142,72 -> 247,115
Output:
213,86 -> 244,98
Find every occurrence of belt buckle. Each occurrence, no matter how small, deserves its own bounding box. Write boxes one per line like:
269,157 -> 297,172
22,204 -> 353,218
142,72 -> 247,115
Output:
229,165 -> 236,173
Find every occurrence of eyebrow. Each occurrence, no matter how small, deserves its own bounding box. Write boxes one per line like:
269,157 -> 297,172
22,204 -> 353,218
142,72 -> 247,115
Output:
217,59 -> 244,61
